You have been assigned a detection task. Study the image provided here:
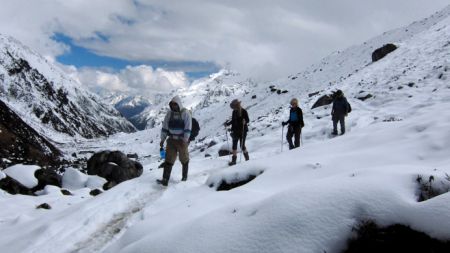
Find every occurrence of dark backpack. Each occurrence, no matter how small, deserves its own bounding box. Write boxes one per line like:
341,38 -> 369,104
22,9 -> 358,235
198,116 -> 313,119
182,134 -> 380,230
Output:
190,117 -> 200,141
347,102 -> 352,113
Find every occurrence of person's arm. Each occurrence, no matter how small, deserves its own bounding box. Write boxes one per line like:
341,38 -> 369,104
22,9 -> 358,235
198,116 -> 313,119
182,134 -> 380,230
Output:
182,110 -> 192,143
244,109 -> 250,124
331,101 -> 336,115
299,108 -> 305,127
160,112 -> 171,146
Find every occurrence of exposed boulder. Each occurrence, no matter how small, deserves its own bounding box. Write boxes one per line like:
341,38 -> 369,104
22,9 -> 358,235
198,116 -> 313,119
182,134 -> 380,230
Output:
36,203 -> 51,210
0,176 -> 35,195
372,43 -> 398,62
89,189 -> 103,196
87,151 -> 143,189
357,94 -> 373,101
33,168 -> 62,191
311,94 -> 334,109
218,149 -> 232,157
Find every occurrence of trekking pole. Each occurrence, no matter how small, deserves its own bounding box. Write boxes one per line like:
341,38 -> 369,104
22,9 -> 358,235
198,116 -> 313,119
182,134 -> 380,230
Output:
225,126 -> 231,162
300,132 -> 303,147
281,125 -> 284,152
240,120 -> 245,163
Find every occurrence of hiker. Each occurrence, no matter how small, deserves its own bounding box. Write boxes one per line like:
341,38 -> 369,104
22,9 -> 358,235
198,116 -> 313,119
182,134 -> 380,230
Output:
158,111 -> 200,170
157,95 -> 192,186
224,99 -> 250,166
331,90 -> 351,135
282,98 -> 305,150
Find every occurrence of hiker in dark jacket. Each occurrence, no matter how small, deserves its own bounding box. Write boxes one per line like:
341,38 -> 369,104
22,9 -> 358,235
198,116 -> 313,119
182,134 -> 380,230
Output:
157,95 -> 192,186
282,98 -> 305,149
331,90 -> 351,135
224,99 -> 250,166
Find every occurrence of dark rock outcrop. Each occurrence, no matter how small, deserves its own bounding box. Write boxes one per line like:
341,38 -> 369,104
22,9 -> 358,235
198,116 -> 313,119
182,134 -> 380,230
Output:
372,43 -> 398,62
87,151 -> 143,189
345,220 -> 450,253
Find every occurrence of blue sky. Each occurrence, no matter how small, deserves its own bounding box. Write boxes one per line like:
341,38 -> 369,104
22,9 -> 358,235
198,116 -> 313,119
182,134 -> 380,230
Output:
53,33 -> 220,80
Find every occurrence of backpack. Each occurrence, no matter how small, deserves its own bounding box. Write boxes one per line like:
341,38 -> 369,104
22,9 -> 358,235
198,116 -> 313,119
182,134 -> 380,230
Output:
347,101 -> 352,113
190,117 -> 200,141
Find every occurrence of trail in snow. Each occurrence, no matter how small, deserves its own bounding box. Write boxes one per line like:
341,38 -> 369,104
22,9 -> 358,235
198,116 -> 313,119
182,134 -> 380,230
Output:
71,190 -> 163,253
69,157 -> 229,253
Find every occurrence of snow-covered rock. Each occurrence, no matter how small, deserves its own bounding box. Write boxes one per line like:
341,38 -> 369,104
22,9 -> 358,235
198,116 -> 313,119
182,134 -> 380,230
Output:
3,164 -> 40,188
62,167 -> 108,191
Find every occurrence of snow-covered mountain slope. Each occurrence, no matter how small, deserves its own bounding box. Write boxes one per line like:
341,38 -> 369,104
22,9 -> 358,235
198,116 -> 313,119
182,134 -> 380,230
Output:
123,6 -> 450,155
0,35 -> 136,140
1,4 -> 450,253
101,92 -> 153,130
122,69 -> 252,131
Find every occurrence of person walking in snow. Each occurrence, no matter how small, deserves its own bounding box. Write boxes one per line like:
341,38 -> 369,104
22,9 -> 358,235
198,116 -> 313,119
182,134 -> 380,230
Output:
224,99 -> 250,166
157,95 -> 192,186
331,90 -> 351,135
282,98 -> 305,150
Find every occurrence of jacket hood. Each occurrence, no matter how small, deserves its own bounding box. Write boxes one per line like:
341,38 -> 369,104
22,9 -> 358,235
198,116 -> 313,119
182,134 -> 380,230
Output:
169,95 -> 183,109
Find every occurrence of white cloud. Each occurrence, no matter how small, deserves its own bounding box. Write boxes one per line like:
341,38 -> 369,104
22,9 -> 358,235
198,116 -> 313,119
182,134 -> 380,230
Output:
1,0 -> 449,81
64,65 -> 188,96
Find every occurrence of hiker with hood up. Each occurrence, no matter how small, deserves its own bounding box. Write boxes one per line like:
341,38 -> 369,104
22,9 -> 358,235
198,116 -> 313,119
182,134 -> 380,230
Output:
224,99 -> 250,166
331,90 -> 351,135
157,96 -> 192,186
282,98 -> 305,149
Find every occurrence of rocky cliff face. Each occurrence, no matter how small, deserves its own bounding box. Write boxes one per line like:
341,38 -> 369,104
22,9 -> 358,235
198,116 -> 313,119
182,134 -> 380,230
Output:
0,99 -> 61,168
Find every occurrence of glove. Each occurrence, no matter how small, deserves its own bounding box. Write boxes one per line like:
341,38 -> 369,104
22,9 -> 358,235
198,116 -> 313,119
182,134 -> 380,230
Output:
282,121 -> 288,126
183,137 -> 189,144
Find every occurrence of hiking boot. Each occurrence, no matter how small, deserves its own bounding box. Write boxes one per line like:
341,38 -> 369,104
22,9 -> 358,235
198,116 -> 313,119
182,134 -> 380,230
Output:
156,179 -> 168,186
228,155 -> 237,166
157,162 -> 173,186
243,152 -> 249,161
331,131 -> 338,135
181,162 -> 188,181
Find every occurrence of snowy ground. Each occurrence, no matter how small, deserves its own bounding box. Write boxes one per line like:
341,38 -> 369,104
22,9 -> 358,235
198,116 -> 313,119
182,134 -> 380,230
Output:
1,5 -> 450,253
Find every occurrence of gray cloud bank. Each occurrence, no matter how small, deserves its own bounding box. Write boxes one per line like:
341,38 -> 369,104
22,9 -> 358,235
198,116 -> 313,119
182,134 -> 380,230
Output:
1,0 -> 449,83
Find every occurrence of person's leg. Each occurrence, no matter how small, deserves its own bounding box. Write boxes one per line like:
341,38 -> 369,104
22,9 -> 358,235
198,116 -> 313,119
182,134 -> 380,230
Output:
294,126 -> 301,148
286,126 -> 294,149
241,133 -> 249,161
159,139 -> 176,185
178,140 -> 190,181
332,118 -> 338,135
340,116 -> 346,134
229,136 -> 239,165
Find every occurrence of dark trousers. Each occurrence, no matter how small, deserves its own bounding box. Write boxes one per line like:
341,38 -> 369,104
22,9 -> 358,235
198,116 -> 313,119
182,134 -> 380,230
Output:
232,132 -> 247,151
286,125 -> 301,149
333,115 -> 346,134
